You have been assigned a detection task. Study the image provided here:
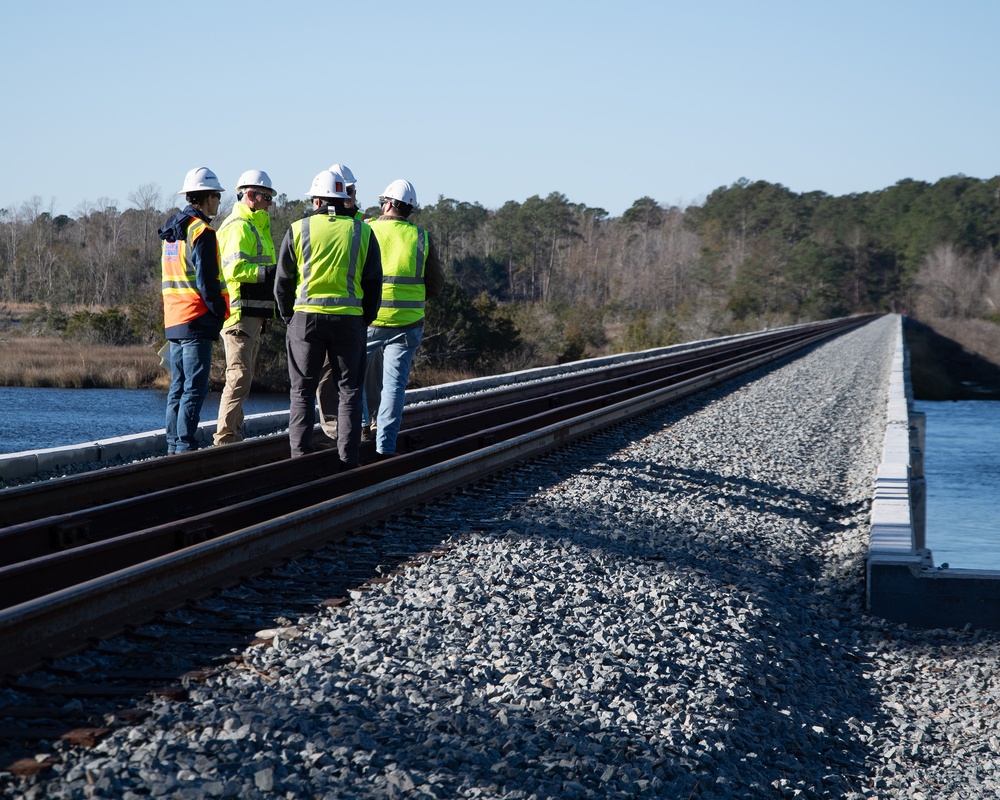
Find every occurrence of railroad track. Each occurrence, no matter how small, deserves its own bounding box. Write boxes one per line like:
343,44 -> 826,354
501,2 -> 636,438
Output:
0,315 -> 876,775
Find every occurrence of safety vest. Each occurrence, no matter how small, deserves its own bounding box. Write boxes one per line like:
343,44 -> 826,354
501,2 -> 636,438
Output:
288,213 -> 372,316
369,218 -> 429,327
161,217 -> 228,329
217,203 -> 276,326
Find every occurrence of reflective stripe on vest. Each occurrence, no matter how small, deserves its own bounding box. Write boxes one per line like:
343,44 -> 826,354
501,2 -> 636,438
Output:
291,214 -> 368,315
370,218 -> 428,327
162,218 -> 226,328
218,211 -> 276,319
219,216 -> 273,267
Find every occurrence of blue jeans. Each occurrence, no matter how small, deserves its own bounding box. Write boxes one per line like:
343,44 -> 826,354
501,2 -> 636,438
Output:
364,326 -> 422,455
165,338 -> 214,454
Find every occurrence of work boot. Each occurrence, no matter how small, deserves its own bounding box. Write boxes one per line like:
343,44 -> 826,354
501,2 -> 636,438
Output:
313,429 -> 338,450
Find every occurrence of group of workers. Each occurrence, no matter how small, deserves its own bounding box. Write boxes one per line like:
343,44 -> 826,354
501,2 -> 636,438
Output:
158,164 -> 443,469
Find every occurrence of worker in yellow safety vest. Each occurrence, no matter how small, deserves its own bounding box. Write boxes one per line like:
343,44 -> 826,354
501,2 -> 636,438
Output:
316,162 -> 375,444
214,169 -> 278,445
158,166 -> 229,454
331,162 -> 371,222
274,168 -> 382,464
363,179 -> 444,458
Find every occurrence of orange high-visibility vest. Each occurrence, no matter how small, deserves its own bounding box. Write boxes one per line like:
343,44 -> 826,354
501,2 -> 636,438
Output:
162,217 -> 229,328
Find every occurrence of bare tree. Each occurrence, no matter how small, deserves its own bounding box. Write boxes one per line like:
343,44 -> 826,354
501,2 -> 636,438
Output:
127,183 -> 163,270
913,243 -> 999,319
75,198 -> 125,305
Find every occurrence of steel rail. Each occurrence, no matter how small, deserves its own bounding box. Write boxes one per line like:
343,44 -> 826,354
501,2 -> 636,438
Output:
0,351 -> 773,583
0,316 -> 875,675
0,317 -> 867,529
0,316 -> 867,570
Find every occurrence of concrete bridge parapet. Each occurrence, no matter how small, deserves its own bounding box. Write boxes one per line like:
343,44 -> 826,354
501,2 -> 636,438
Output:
867,315 -> 1000,630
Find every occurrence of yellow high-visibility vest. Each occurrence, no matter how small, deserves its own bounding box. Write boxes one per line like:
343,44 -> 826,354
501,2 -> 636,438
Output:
369,218 -> 428,327
288,213 -> 373,316
217,202 -> 276,326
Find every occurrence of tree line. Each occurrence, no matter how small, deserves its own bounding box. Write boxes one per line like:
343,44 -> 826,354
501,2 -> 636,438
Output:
2,174 -> 998,379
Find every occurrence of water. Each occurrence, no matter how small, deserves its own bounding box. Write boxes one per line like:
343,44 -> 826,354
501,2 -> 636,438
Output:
916,400 -> 1000,571
0,386 -> 289,455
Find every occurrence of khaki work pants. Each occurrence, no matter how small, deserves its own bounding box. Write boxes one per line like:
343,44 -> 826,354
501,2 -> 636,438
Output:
214,317 -> 265,445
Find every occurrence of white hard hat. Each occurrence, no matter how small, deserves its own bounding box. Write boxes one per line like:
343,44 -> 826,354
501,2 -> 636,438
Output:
379,179 -> 417,208
307,169 -> 350,200
178,166 -> 224,195
236,169 -> 275,193
328,163 -> 357,186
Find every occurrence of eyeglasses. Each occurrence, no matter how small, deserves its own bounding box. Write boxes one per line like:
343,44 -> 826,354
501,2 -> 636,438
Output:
252,191 -> 274,202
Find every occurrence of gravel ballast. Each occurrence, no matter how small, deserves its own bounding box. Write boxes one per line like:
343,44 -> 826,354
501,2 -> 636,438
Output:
7,314 -> 1000,799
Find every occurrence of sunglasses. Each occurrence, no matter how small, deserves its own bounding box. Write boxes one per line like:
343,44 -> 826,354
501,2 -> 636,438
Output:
252,191 -> 274,202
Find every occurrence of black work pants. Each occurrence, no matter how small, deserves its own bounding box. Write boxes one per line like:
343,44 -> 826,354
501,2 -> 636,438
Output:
285,312 -> 366,464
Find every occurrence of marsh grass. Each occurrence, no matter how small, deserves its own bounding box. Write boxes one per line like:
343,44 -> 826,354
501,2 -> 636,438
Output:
0,327 -> 538,394
0,336 -> 164,389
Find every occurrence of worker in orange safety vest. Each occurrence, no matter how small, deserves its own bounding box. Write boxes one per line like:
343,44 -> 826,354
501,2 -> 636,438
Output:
158,166 -> 230,454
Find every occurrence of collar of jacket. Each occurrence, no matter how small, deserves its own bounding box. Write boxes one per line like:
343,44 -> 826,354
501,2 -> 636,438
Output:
233,200 -> 271,231
184,204 -> 212,224
157,205 -> 211,242
308,202 -> 353,218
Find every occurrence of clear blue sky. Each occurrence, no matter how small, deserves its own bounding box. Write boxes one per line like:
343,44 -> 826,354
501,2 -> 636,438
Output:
2,1 -> 997,219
